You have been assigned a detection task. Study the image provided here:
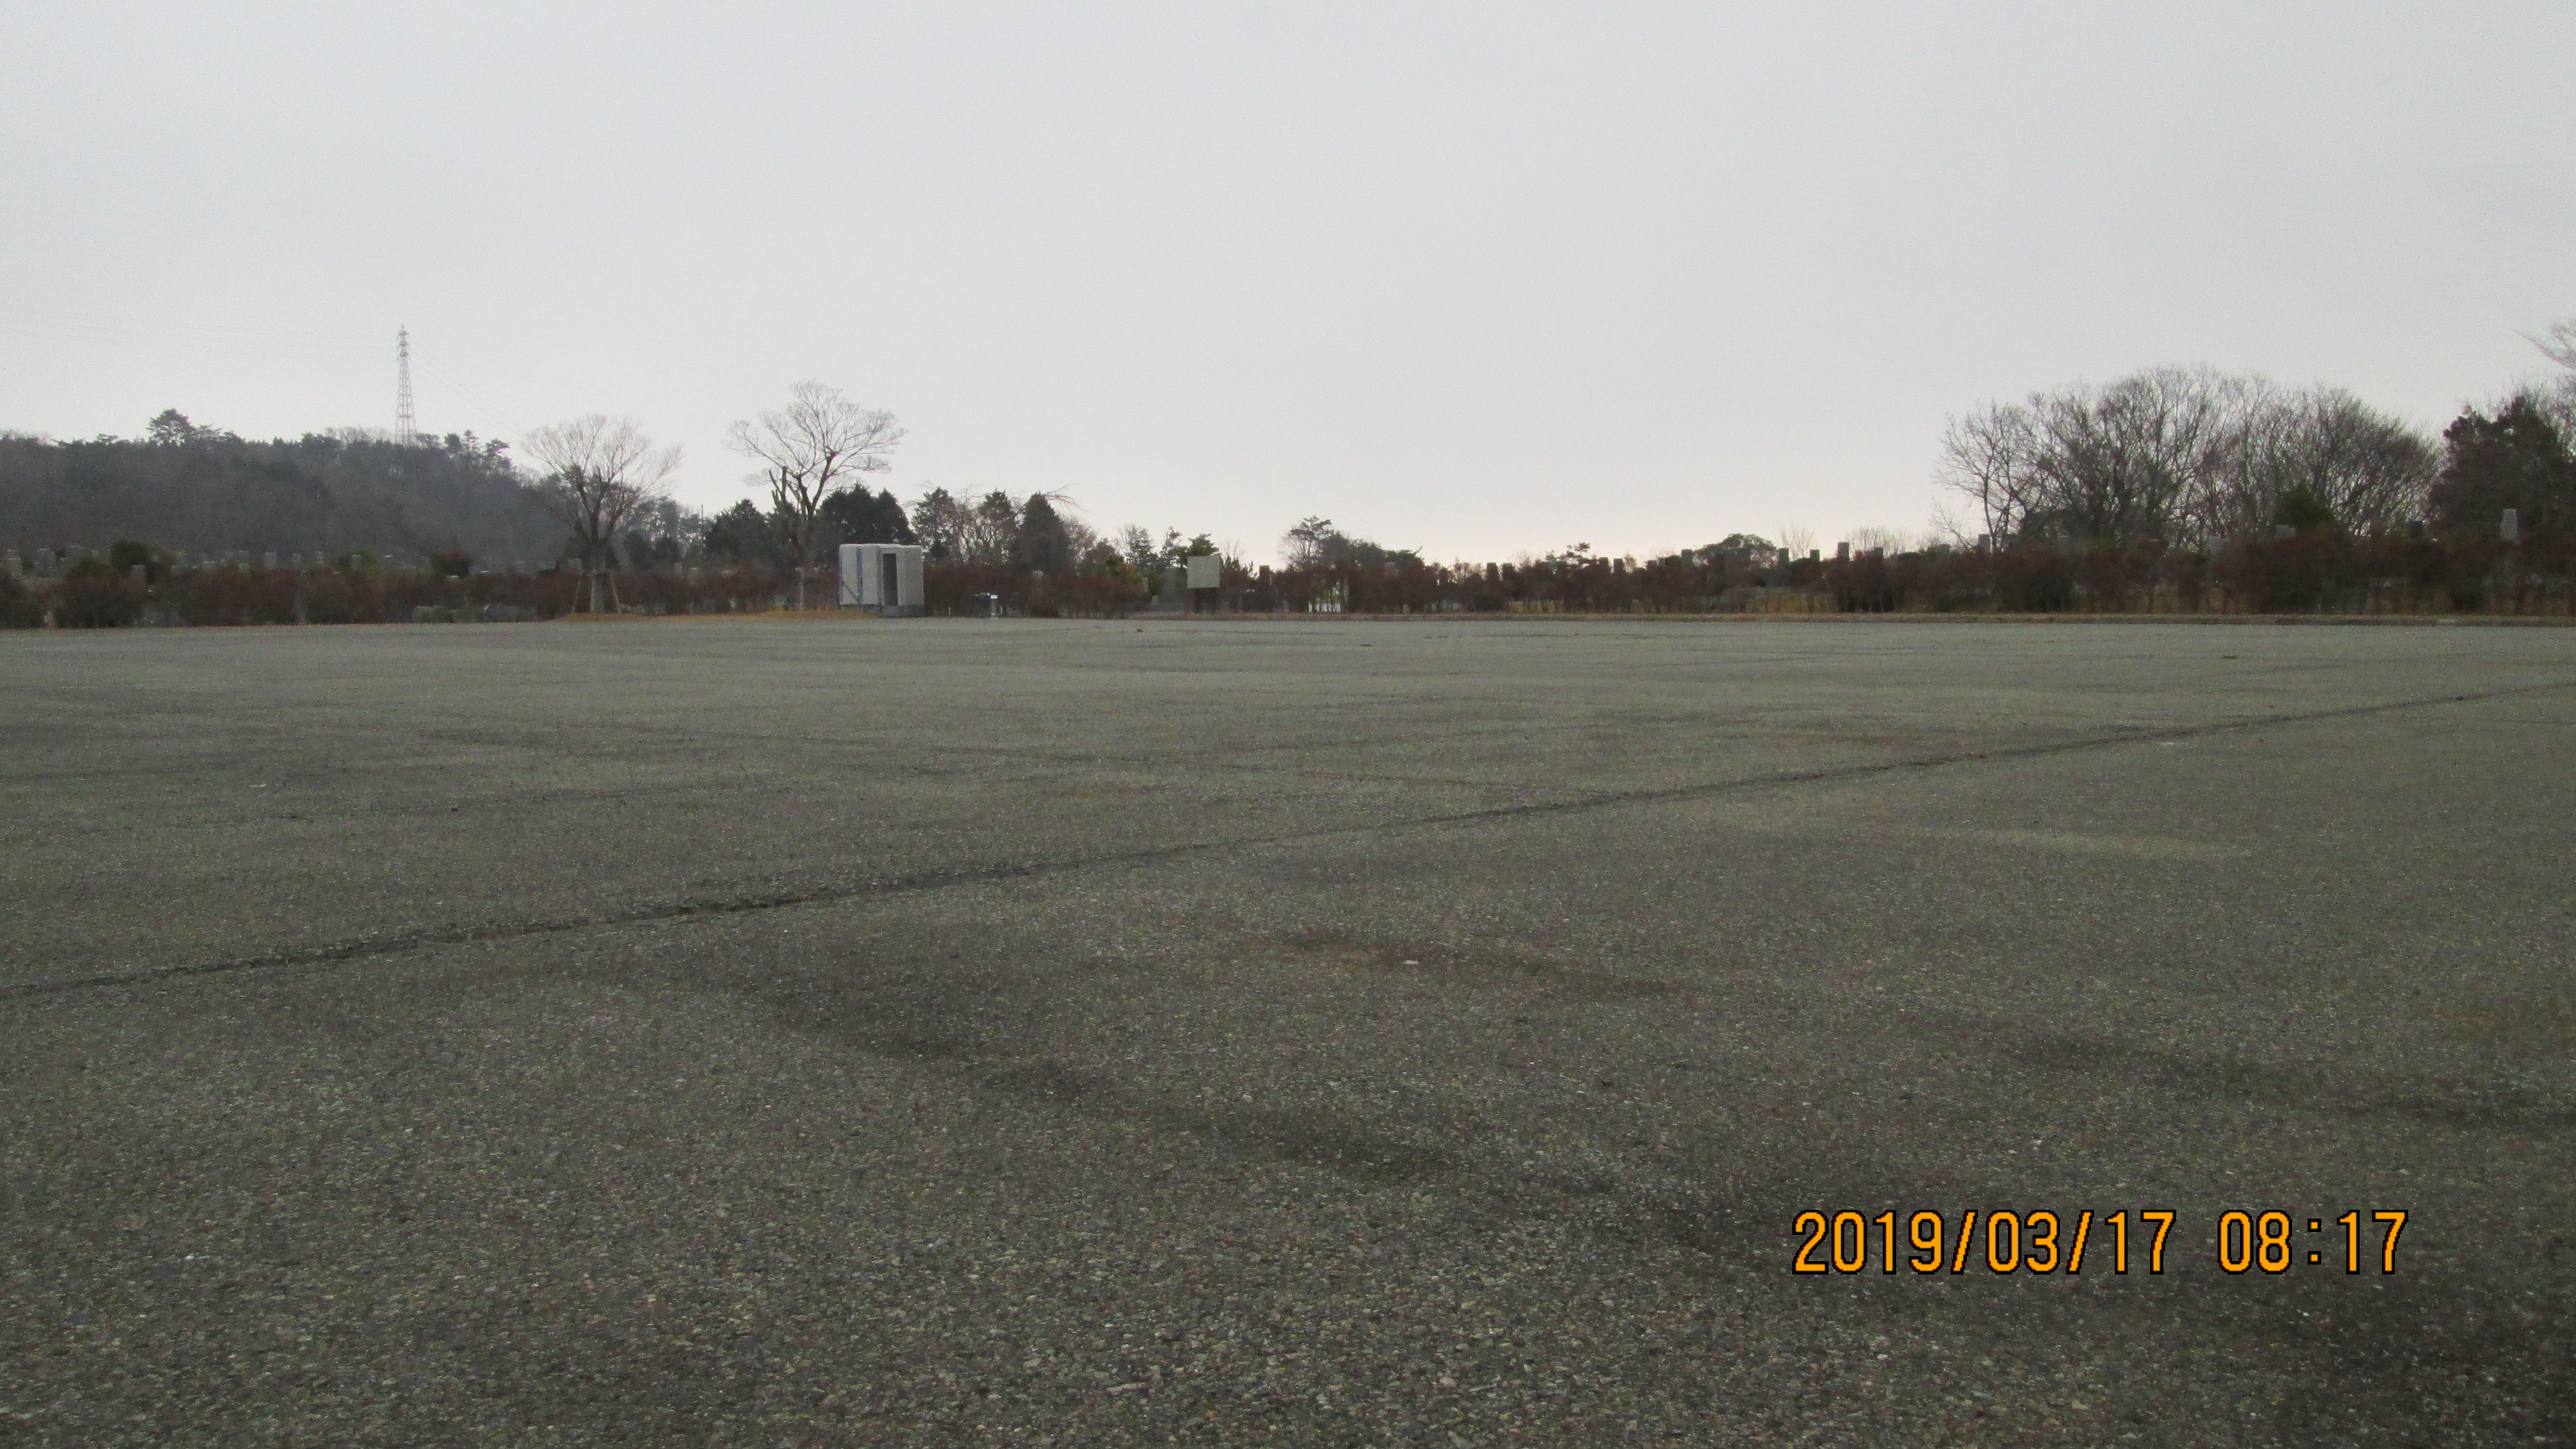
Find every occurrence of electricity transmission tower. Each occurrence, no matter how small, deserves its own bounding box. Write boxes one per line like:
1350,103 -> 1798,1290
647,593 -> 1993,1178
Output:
395,326 -> 418,444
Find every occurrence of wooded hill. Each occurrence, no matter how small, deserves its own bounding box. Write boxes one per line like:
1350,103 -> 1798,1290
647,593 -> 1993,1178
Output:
0,414 -> 567,565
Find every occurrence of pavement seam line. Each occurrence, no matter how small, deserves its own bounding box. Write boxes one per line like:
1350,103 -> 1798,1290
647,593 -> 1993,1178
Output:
11,676 -> 2570,1001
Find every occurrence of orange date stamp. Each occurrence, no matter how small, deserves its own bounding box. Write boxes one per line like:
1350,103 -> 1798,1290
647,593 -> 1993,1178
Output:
1791,1209 -> 2408,1275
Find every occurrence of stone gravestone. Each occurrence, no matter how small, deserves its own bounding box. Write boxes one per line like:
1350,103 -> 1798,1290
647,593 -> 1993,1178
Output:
2502,509 -> 2520,542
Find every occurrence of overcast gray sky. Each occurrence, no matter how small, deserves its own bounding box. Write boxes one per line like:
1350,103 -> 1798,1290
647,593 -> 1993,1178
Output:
5,1 -> 2572,561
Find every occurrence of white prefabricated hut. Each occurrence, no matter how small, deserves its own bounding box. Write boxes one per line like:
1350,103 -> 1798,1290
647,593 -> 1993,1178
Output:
839,543 -> 926,615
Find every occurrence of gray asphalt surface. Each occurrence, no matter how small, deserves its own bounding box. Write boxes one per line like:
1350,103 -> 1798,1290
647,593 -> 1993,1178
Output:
3,615 -> 2573,1447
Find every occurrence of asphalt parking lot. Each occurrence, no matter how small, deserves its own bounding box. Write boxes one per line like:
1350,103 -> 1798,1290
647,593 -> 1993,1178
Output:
4,615 -> 2573,1446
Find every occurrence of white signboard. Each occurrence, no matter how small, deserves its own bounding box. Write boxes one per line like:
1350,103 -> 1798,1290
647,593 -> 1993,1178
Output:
1186,554 -> 1221,590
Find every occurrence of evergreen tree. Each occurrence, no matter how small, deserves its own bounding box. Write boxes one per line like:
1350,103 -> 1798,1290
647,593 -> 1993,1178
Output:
2431,394 -> 2576,538
820,486 -> 915,546
703,500 -> 783,565
1014,493 -> 1072,573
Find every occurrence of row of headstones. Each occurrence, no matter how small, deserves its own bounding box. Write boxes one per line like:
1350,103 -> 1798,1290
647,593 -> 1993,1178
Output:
3,551 -> 160,584
4,551 -> 947,583
1,550 -> 557,580
4,547 -> 87,579
1,548 -> 321,578
1,552 -> 794,583
2228,512 -> 2522,544
1974,515 -> 2527,550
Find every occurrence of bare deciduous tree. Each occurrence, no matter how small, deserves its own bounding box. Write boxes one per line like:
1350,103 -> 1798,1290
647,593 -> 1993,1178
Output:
2033,366 -> 2235,546
728,383 -> 903,609
1059,513 -> 1103,567
522,415 -> 680,613
1937,400 -> 2048,544
1939,367 -> 2433,548
2528,321 -> 2576,440
1282,517 -> 1336,569
2530,320 -> 2576,373
2204,385 -> 2433,539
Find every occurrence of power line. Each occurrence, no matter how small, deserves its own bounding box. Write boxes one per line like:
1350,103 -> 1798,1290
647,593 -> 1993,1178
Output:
414,357 -> 533,444
0,306 -> 380,358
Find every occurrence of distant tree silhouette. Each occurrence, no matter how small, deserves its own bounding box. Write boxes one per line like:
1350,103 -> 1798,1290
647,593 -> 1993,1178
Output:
908,487 -> 968,561
1940,368 -> 2433,548
2431,394 -> 2576,539
0,421 -> 561,561
145,410 -> 234,447
728,382 -> 902,608
1014,493 -> 1072,573
820,486 -> 913,546
703,500 -> 784,565
522,415 -> 680,612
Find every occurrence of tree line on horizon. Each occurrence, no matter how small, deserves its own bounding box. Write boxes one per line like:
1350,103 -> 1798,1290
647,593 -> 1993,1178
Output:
1936,358 -> 2576,552
7,329 -> 2576,625
0,411 -> 564,566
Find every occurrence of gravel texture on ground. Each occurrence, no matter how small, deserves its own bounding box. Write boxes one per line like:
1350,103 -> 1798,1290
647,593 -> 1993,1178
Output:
3,616 -> 2572,1446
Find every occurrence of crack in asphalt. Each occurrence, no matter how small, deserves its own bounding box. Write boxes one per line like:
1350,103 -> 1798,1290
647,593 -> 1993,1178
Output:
8,676 -> 2570,1002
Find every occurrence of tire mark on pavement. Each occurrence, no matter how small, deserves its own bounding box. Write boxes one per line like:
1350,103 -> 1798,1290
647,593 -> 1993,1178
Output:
8,677 -> 2569,1001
